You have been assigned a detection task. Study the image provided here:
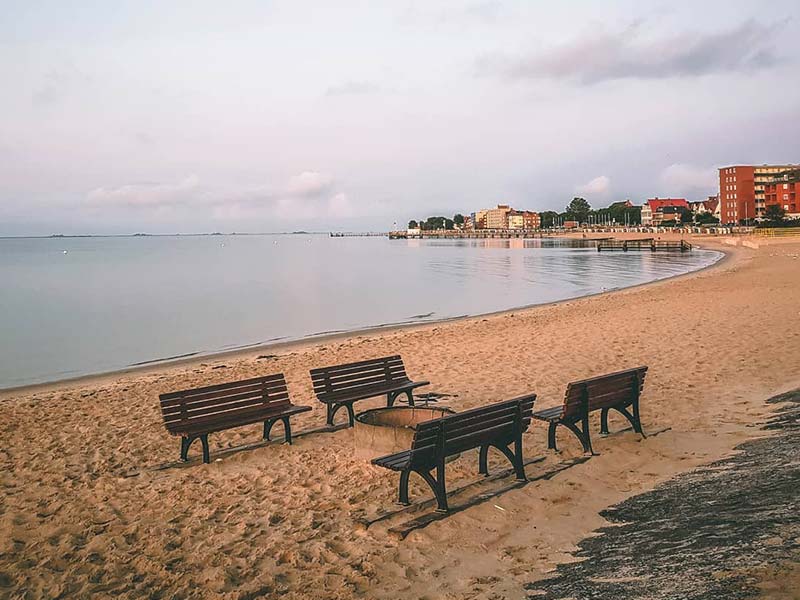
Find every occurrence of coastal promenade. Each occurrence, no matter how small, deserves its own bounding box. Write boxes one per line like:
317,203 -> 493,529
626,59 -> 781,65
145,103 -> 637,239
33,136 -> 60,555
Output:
1,238 -> 799,598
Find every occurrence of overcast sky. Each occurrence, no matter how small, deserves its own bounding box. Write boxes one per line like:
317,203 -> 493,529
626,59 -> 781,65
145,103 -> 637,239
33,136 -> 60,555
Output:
1,0 -> 799,235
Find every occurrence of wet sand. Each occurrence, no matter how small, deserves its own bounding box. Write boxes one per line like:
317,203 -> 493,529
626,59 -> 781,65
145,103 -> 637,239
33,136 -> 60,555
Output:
2,237 -> 799,598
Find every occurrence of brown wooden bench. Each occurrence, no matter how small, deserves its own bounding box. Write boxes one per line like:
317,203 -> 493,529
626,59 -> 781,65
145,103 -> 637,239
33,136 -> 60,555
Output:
159,373 -> 311,463
532,366 -> 648,455
310,355 -> 430,427
372,394 -> 536,512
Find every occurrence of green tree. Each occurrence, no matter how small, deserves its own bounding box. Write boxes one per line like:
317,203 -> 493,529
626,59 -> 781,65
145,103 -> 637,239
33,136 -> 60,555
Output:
539,211 -> 559,228
680,208 -> 694,224
565,197 -> 591,223
453,213 -> 465,226
696,212 -> 719,225
764,204 -> 786,225
424,216 -> 454,230
408,219 -> 418,229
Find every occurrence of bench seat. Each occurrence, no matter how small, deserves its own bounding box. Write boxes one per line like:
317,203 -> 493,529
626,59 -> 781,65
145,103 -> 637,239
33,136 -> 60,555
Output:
311,355 -> 429,426
372,449 -> 412,471
532,366 -> 648,455
159,373 -> 311,464
372,394 -> 536,512
530,405 -> 563,421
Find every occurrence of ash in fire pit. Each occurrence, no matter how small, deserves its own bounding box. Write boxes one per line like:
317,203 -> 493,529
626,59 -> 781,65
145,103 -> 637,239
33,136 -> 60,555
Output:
353,406 -> 454,461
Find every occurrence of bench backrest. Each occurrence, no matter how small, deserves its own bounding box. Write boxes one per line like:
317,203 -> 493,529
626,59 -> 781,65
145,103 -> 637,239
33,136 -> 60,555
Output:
159,373 -> 291,434
310,355 -> 411,403
562,366 -> 648,420
408,394 -> 537,469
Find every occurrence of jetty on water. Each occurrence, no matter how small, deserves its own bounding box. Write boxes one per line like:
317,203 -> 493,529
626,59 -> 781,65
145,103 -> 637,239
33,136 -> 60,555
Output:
597,238 -> 692,252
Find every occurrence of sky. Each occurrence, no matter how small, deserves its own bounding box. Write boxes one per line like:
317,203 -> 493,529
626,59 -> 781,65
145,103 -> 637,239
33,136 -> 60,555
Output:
1,0 -> 799,235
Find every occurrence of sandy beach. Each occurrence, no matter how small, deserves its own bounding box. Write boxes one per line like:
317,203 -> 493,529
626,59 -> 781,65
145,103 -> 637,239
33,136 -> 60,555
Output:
2,235 -> 800,599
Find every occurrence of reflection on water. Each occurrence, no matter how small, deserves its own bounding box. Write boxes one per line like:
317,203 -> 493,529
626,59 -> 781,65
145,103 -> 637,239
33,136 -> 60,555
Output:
0,235 -> 720,388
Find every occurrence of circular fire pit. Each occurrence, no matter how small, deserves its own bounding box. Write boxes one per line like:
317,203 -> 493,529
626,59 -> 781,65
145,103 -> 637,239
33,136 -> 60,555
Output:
354,406 -> 454,461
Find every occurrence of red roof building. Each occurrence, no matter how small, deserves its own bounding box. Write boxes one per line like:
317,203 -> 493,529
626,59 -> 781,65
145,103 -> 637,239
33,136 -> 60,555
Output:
641,198 -> 688,225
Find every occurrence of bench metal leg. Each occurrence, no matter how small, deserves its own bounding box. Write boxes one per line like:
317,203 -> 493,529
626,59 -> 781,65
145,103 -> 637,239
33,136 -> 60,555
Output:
478,444 -> 490,476
398,468 -> 447,511
282,417 -> 293,444
387,390 -> 416,408
563,420 -> 595,456
180,436 -> 193,461
631,399 -> 645,437
435,460 -> 448,512
180,434 -> 210,463
200,434 -> 210,464
481,442 -> 526,481
398,470 -> 411,505
264,417 -> 294,444
603,405 -> 646,438
513,434 -> 526,481
264,419 -> 276,441
327,402 -> 355,427
600,408 -> 610,435
547,421 -> 559,451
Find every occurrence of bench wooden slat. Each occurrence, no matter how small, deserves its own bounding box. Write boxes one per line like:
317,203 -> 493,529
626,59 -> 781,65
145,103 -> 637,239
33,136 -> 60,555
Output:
160,383 -> 288,408
161,390 -> 289,416
531,405 -> 563,421
313,371 -> 409,393
169,405 -> 312,437
442,398 -> 533,430
314,380 -> 421,404
312,362 -> 407,384
566,366 -> 645,386
160,373 -> 286,400
162,397 -> 292,424
310,355 -> 404,377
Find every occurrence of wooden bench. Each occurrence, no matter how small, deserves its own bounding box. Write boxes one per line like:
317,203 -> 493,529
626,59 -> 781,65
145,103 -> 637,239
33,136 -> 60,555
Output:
159,373 -> 311,464
532,366 -> 648,455
310,355 -> 430,427
372,394 -> 536,512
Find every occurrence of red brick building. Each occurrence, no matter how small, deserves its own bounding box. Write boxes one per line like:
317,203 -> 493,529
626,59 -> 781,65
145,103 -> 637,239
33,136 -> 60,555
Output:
719,164 -> 800,223
764,169 -> 800,217
522,211 -> 541,229
718,166 -> 755,224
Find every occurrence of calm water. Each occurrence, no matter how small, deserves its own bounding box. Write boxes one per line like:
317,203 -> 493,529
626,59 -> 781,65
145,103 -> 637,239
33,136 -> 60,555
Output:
0,235 -> 720,389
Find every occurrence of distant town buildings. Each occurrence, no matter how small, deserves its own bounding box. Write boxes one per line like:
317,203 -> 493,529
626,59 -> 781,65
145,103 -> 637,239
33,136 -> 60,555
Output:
688,196 -> 720,219
467,205 -> 540,230
641,198 -> 688,226
508,210 -> 541,230
485,205 -> 512,229
407,163 -> 800,235
718,164 -> 800,223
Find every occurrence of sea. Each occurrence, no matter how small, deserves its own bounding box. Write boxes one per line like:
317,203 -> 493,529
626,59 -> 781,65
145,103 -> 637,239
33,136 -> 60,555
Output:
0,234 -> 721,389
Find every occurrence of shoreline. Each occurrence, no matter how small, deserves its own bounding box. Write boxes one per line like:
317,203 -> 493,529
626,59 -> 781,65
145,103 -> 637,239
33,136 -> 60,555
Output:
0,241 -> 728,398
3,236 -> 798,599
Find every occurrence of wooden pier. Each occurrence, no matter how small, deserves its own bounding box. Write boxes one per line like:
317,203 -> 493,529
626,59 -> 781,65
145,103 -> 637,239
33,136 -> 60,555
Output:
388,230 -> 556,240
330,232 -> 386,238
597,238 -> 692,252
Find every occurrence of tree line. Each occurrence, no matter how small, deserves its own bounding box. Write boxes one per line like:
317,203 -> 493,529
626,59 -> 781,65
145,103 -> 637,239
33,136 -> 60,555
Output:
408,214 -> 465,230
